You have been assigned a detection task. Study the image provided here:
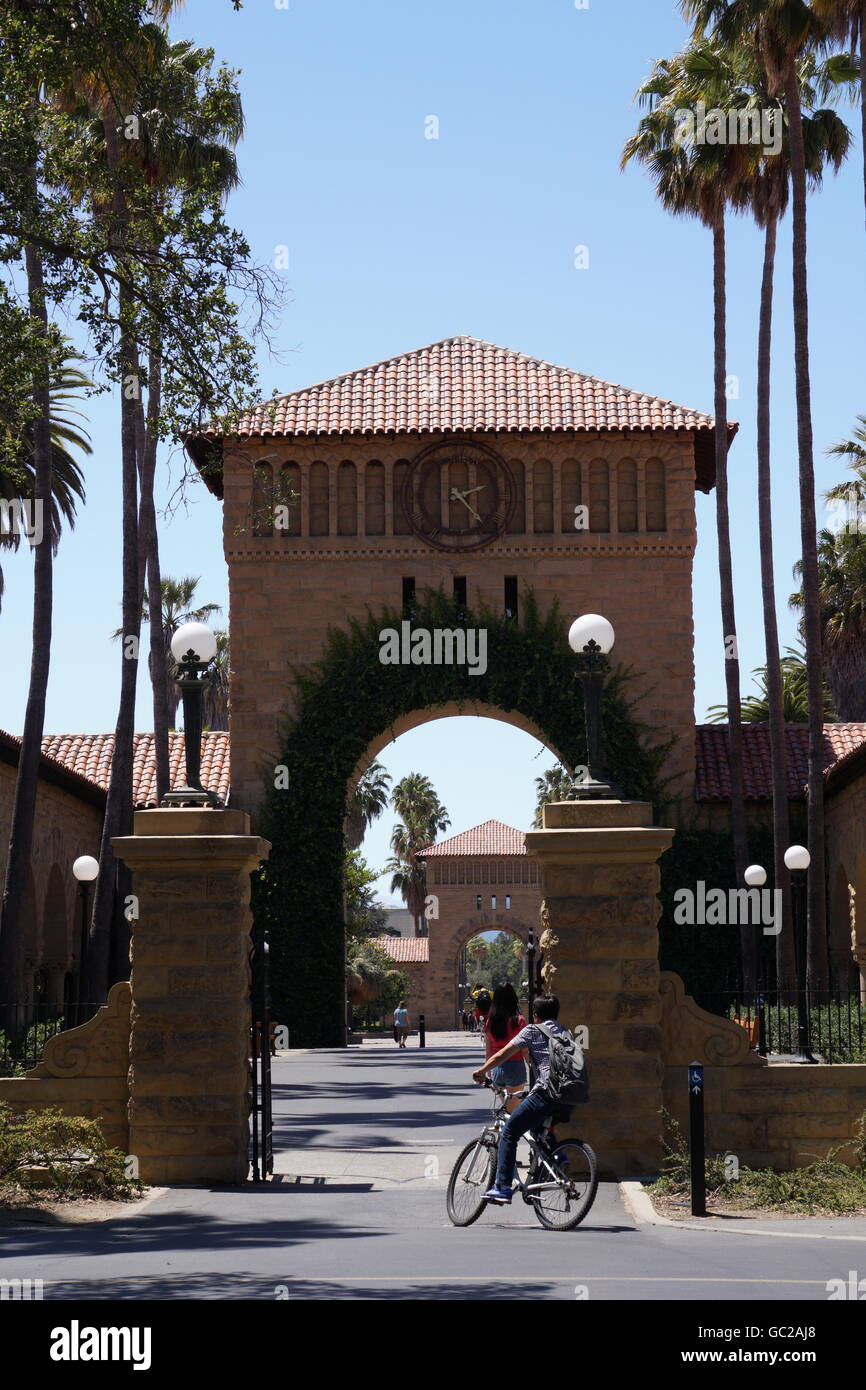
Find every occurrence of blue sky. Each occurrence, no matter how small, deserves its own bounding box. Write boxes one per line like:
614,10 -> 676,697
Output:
1,0 -> 863,902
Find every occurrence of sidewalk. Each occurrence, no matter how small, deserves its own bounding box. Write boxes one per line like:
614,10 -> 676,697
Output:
622,1182 -> 866,1241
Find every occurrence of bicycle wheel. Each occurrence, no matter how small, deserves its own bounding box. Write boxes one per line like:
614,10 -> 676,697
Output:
530,1140 -> 598,1231
446,1138 -> 496,1227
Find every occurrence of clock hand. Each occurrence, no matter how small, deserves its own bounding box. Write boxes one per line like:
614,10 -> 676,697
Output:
449,488 -> 483,524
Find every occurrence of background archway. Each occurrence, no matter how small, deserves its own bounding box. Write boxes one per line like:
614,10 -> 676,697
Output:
454,917 -> 532,1017
255,592 -> 665,1045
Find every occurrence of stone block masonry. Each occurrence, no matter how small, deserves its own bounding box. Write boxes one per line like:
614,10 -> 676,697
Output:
526,798 -> 674,1176
113,807 -> 270,1184
221,431 -> 700,818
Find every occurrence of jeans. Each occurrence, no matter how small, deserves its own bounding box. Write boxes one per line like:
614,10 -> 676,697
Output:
494,1088 -> 552,1189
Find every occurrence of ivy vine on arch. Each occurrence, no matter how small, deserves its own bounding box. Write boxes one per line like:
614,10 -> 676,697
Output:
254,590 -> 669,1046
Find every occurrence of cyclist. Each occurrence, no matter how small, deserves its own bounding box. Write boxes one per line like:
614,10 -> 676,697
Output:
472,994 -> 571,1205
472,989 -> 492,1034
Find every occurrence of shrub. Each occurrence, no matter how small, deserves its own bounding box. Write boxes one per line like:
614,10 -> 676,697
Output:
0,1103 -> 143,1200
652,1108 -> 866,1215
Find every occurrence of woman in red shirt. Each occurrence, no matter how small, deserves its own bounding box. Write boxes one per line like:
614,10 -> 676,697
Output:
484,983 -> 527,1114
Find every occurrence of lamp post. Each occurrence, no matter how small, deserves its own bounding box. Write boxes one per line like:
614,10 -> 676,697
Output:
566,613 -> 623,800
161,622 -> 224,808
784,844 -> 816,1064
71,855 -> 99,1027
744,864 -> 767,1053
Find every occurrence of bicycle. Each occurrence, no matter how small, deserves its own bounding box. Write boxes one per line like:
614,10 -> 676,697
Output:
446,1080 -> 598,1231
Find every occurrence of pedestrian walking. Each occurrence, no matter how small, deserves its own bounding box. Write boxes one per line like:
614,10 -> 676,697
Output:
393,1002 -> 410,1048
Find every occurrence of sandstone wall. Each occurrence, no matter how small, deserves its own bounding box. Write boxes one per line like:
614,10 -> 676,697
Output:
220,432 -> 699,817
0,757 -> 103,995
0,982 -> 131,1153
824,776 -> 866,994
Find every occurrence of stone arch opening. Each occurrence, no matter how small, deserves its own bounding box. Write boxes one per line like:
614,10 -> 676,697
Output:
256,594 -> 662,1045
348,702 -> 566,798
454,917 -> 534,1019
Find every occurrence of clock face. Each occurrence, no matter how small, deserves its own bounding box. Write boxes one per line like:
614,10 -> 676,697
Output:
402,440 -> 515,552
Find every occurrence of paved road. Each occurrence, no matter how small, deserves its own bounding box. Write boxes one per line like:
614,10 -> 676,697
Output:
2,1035 -> 865,1302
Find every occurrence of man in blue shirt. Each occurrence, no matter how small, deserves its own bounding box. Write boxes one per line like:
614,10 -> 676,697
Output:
393,1002 -> 409,1048
472,994 -> 570,1204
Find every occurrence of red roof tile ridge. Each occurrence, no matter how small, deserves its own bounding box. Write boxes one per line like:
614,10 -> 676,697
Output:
238,334 -> 723,429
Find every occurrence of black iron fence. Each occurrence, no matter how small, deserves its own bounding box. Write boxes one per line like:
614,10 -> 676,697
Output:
695,987 -> 866,1063
0,1002 -> 102,1076
249,924 -> 273,1181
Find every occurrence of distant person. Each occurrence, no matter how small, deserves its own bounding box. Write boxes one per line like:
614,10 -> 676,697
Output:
473,989 -> 492,1038
483,983 -> 527,1113
393,1002 -> 410,1048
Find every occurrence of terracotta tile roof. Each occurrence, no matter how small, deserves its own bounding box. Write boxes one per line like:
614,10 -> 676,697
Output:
420,819 -> 526,857
38,731 -> 231,808
0,727 -> 108,807
187,336 -> 732,494
694,723 -> 866,802
235,336 -> 721,438
372,936 -> 430,963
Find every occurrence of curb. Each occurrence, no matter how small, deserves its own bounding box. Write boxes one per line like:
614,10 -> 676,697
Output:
619,1181 -> 866,1242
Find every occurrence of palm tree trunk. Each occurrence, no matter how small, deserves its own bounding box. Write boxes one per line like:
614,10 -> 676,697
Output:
756,213 -> 795,993
138,345 -> 171,802
0,235 -> 54,1027
861,0 -> 866,239
713,213 -> 754,995
785,66 -> 829,992
86,112 -> 143,997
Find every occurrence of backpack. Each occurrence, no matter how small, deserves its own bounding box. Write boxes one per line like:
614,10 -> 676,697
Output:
534,1022 -> 590,1106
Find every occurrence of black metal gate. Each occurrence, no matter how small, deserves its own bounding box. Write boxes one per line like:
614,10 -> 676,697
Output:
250,923 -> 273,1181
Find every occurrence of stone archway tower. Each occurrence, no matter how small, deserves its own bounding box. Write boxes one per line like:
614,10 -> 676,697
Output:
418,818 -> 538,1029
187,335 -> 731,817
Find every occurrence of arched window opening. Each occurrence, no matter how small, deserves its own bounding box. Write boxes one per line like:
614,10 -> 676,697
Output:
533,459 -> 553,533
309,461 -> 330,536
252,463 -> 274,538
646,459 -> 667,531
337,460 -> 357,536
589,460 -> 610,532
365,461 -> 385,535
618,459 -> 638,532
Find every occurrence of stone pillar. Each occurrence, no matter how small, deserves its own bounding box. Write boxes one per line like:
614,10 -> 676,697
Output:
113,808 -> 270,1184
525,799 -> 673,1176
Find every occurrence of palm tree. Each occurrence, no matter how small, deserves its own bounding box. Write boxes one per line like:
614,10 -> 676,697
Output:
0,357 -> 91,610
0,353 -> 91,1014
386,774 -> 450,937
623,38 -> 757,990
201,629 -> 229,732
532,764 -> 573,827
346,761 -> 392,851
743,60 -> 849,989
142,575 -> 221,726
54,14 -> 241,993
707,645 -> 835,721
384,855 -> 429,940
825,416 -> 866,521
793,528 -> 866,717
684,0 -> 837,990
125,34 -> 241,802
812,0 -> 866,235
